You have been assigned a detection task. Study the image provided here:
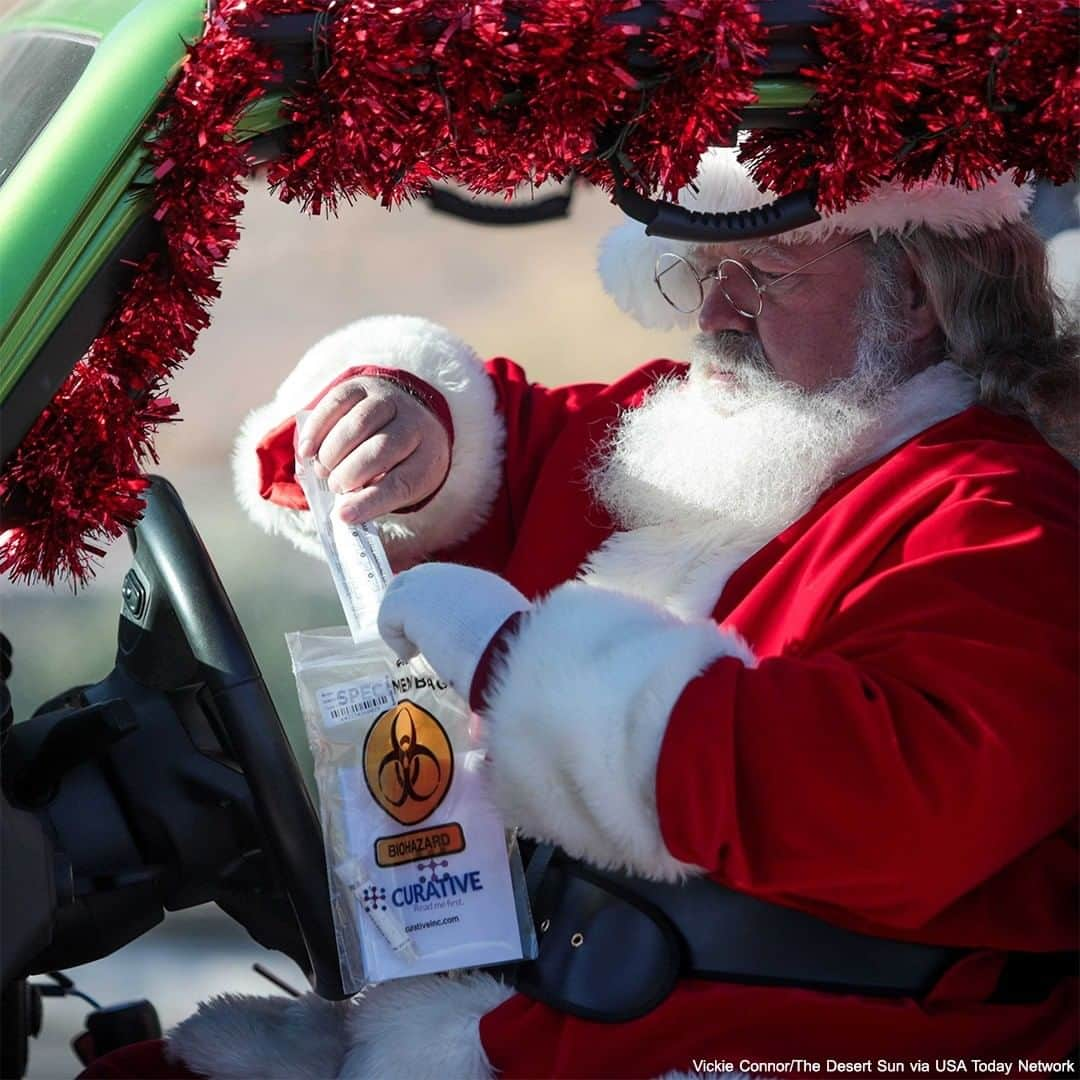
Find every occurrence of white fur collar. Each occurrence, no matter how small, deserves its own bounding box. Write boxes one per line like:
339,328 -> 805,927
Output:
581,362 -> 976,617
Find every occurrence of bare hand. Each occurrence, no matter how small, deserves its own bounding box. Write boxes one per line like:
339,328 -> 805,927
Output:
296,376 -> 450,524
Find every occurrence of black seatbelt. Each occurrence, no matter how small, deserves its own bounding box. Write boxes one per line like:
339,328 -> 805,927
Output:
512,849 -> 1077,1023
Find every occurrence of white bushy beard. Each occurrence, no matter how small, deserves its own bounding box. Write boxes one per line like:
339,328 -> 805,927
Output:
591,282 -> 914,537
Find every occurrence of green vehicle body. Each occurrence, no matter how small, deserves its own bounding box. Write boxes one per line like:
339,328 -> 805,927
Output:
0,0 -> 297,434
0,0 -> 811,433
0,0 -> 201,408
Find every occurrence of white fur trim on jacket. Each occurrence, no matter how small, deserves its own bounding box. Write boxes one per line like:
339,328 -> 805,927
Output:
485,581 -> 756,881
234,315 -> 504,565
165,975 -> 512,1080
167,991 -> 350,1079
599,146 -> 1034,328
164,974 -> 760,1079
340,972 -> 512,1079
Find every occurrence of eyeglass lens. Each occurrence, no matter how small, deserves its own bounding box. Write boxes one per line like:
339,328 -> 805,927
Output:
654,254 -> 764,318
715,259 -> 763,319
654,253 -> 704,314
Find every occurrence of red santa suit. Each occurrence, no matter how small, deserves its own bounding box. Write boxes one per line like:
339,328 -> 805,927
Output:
151,313 -> 1079,1080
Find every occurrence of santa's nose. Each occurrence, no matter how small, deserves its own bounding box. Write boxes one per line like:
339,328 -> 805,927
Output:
698,282 -> 756,334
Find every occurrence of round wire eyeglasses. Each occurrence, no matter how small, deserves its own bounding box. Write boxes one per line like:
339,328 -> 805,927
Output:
653,231 -> 871,319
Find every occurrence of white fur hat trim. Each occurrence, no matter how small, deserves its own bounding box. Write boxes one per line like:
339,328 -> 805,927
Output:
598,146 -> 1034,329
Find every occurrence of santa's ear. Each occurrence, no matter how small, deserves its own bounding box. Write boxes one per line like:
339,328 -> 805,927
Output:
898,250 -> 941,348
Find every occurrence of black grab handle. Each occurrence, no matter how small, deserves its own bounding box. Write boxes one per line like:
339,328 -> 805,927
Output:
425,181 -> 575,226
610,158 -> 821,243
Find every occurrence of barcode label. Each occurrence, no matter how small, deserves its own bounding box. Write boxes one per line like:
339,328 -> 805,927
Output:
317,676 -> 396,728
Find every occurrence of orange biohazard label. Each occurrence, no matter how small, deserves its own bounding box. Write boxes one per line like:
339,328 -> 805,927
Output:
362,699 -> 454,826
374,822 -> 466,867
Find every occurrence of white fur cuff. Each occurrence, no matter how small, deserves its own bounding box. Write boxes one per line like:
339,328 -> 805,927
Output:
341,972 -> 512,1079
485,582 -> 756,880
233,315 -> 504,564
167,992 -> 350,1079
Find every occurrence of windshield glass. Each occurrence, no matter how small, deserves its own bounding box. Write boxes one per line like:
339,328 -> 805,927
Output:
0,30 -> 96,188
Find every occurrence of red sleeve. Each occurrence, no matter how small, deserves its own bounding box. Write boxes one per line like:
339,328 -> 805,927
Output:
483,356 -> 607,530
427,356 -> 610,571
656,486 -> 1079,933
77,1040 -> 201,1078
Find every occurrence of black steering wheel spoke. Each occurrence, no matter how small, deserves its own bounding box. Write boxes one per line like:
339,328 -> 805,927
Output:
3,478 -> 346,998
112,477 -> 346,999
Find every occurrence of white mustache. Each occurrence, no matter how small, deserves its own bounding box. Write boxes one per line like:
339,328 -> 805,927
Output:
690,332 -> 771,374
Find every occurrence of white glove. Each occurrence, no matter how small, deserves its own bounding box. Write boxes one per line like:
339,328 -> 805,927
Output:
377,562 -> 530,698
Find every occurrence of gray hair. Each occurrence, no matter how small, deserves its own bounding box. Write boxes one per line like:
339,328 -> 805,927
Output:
868,223 -> 1079,461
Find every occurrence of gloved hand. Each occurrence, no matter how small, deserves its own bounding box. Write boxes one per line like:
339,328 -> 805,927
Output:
378,563 -> 530,701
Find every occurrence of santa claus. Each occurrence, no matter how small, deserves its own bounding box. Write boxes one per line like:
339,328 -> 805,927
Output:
84,149 -> 1078,1079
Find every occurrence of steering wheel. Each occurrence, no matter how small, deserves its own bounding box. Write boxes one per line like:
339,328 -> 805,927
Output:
115,475 -> 346,999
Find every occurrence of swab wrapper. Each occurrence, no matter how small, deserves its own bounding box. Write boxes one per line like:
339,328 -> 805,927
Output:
293,410 -> 392,641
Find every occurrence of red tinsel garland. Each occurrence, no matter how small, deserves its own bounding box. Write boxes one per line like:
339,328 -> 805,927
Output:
269,0 -> 469,212
613,0 -> 763,198
448,0 -> 646,195
265,0 -> 762,210
0,0 -> 1075,586
902,0 -> 1080,187
742,0 -> 1078,203
0,2 -> 279,585
742,0 -> 943,210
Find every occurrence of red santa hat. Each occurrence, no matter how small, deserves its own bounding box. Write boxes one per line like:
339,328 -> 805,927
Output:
598,147 -> 1035,330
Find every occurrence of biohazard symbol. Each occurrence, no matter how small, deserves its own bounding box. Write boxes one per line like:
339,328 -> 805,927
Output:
362,701 -> 453,826
379,711 -> 440,805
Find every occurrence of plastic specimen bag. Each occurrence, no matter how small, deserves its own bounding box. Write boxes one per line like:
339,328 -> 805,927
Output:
287,630 -> 535,991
